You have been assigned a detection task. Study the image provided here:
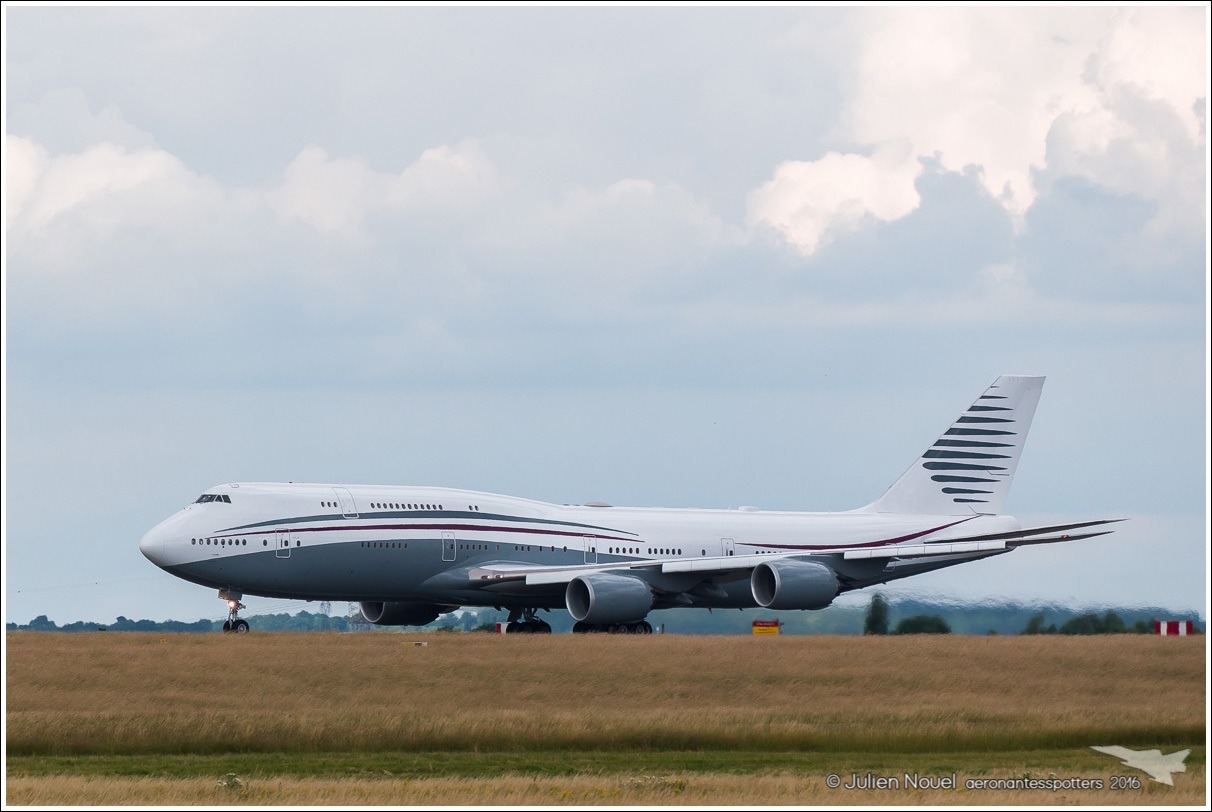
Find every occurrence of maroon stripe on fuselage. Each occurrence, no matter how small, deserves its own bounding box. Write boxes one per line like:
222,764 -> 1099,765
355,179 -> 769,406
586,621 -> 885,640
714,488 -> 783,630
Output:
208,516 -> 978,553
742,516 -> 977,551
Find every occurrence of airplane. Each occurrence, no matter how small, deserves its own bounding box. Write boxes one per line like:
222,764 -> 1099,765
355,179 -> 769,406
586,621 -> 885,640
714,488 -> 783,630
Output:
1090,746 -> 1190,785
139,375 -> 1120,634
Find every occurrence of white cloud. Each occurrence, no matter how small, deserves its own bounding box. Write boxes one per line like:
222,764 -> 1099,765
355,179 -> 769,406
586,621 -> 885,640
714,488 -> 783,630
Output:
5,136 -> 49,228
1089,8 -> 1207,144
267,147 -> 381,236
268,139 -> 499,237
748,7 -> 1206,254
744,145 -> 920,255
845,8 -> 1106,217
9,88 -> 160,156
1044,8 -> 1207,239
5,136 -> 243,270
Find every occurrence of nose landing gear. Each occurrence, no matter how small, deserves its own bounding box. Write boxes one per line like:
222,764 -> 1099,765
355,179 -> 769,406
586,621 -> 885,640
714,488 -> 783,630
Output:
219,589 -> 250,633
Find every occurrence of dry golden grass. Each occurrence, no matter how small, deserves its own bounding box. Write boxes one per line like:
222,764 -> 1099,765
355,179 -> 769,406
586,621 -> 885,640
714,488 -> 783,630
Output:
5,769 -> 1205,806
5,632 -> 1203,755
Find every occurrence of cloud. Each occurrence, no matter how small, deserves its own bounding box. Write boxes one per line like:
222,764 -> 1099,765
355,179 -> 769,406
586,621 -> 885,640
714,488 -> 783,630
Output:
6,135 -> 242,269
267,139 -> 499,237
747,7 -> 1206,255
744,144 -> 920,255
5,136 -> 48,228
8,87 -> 160,156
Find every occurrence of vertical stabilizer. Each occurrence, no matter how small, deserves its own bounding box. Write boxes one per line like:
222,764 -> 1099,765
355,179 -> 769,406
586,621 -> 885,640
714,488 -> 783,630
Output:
872,375 -> 1045,516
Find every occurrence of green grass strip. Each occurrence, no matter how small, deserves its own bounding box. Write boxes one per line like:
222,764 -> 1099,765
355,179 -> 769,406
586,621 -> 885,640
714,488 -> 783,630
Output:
7,748 -> 1204,780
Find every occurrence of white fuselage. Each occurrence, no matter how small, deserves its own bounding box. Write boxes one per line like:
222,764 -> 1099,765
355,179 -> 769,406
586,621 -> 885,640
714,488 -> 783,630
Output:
140,481 -> 1020,610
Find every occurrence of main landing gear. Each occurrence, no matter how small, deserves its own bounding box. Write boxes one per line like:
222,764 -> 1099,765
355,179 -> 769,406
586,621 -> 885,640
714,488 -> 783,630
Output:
219,589 -> 250,633
504,607 -> 552,634
572,620 -> 653,634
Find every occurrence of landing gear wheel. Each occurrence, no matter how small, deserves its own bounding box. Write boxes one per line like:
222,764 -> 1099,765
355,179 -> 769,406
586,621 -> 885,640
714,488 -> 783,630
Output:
572,621 -> 591,634
639,621 -> 652,634
221,595 -> 247,634
506,608 -> 551,634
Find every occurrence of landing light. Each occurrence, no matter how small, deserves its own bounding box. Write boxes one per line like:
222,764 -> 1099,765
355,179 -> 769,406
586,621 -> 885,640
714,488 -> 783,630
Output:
228,600 -> 238,609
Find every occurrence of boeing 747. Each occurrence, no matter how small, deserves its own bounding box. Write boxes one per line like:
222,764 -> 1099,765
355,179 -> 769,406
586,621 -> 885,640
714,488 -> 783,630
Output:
139,375 -> 1119,633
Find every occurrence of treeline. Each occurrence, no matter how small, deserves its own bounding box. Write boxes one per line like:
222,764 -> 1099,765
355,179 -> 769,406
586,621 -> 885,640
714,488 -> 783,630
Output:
6,611 -> 353,633
6,602 -> 1204,635
1019,610 -> 1163,635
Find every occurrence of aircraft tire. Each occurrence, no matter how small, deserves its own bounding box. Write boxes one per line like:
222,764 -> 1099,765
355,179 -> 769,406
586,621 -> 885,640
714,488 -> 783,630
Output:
637,621 -> 652,634
234,619 -> 250,634
534,620 -> 552,634
572,621 -> 590,634
221,620 -> 233,633
505,622 -> 524,634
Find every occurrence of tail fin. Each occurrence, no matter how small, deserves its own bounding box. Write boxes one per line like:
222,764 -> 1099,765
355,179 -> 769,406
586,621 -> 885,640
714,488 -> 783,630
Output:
871,375 -> 1045,516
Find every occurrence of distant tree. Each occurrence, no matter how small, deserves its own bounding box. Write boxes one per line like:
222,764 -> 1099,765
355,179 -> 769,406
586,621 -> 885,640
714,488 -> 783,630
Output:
1132,618 -> 1152,634
432,613 -> 460,630
1059,612 -> 1104,635
894,615 -> 951,634
1101,611 -> 1126,633
1021,613 -> 1048,635
864,594 -> 890,635
28,615 -> 58,631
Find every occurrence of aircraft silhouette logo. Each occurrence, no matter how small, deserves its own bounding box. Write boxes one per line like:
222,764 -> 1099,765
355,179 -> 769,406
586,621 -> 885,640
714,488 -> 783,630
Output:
1090,745 -> 1190,785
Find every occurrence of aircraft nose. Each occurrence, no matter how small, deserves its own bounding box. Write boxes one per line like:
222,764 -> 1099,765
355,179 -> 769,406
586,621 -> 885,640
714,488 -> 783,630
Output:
140,526 -> 166,566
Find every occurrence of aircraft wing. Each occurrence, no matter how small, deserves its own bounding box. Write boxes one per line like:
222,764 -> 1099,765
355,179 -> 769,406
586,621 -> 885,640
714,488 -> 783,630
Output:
467,518 -> 1123,586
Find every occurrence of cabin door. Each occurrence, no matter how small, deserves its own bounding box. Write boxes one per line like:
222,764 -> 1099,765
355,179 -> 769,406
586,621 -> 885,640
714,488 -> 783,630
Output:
584,536 -> 598,564
335,487 -> 358,518
721,538 -> 735,557
275,529 -> 291,559
442,531 -> 456,562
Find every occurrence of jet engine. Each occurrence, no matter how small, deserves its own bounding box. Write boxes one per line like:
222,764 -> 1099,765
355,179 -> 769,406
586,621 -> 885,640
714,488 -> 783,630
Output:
565,573 -> 654,625
359,601 -> 444,626
750,560 -> 839,610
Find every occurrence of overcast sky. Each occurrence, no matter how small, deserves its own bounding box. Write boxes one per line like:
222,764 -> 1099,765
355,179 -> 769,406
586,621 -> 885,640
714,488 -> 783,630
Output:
4,6 -> 1208,625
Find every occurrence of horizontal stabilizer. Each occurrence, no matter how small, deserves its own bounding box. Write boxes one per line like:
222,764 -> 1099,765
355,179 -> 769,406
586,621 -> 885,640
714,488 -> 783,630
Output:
922,518 -> 1125,545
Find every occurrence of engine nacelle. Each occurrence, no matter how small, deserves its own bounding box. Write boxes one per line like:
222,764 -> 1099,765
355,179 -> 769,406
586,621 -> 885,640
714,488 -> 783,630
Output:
750,560 -> 839,610
359,601 -> 444,626
565,573 -> 654,625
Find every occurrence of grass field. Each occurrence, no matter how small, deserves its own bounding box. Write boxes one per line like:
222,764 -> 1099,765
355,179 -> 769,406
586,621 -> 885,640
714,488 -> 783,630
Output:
5,631 -> 1206,805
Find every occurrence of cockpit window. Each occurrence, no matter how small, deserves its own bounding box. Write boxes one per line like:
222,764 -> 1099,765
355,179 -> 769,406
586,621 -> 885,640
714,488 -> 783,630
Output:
195,494 -> 232,504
